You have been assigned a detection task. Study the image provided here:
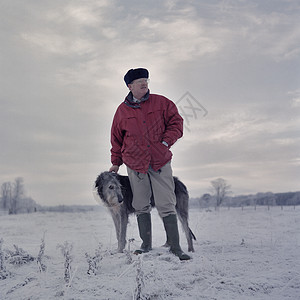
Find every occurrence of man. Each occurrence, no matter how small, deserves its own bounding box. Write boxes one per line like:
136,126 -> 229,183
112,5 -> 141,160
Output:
109,68 -> 190,260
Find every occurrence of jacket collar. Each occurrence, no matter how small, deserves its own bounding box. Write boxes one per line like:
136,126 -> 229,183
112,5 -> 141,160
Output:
124,90 -> 150,108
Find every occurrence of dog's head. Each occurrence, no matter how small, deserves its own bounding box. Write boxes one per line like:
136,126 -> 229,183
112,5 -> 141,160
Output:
94,172 -> 124,207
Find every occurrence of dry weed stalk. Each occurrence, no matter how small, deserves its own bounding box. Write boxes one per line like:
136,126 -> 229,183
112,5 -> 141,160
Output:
0,238 -> 10,279
6,245 -> 34,265
37,233 -> 47,272
85,243 -> 103,275
134,256 -> 145,300
57,241 -> 73,285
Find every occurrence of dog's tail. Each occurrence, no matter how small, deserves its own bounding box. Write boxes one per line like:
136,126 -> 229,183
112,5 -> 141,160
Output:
189,228 -> 196,241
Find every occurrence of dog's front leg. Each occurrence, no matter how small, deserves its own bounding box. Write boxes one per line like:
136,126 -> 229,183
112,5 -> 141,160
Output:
119,207 -> 129,252
110,209 -> 123,253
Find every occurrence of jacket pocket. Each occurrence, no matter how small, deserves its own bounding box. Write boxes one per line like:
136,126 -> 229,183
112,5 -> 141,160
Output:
152,141 -> 170,158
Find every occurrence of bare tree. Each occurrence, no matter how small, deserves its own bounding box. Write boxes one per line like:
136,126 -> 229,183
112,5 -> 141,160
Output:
211,178 -> 231,207
10,177 -> 24,214
1,182 -> 12,211
200,193 -> 212,208
1,178 -> 37,214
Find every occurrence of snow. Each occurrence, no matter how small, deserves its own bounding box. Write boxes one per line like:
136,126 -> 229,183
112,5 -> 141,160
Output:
0,206 -> 299,299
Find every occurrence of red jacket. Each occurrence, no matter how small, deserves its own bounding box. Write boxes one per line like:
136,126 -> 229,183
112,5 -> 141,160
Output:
111,92 -> 183,173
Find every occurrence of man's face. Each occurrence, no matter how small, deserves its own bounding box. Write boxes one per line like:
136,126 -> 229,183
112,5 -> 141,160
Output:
128,78 -> 149,100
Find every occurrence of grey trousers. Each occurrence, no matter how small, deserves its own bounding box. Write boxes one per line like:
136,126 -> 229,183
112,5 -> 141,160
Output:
127,162 -> 177,218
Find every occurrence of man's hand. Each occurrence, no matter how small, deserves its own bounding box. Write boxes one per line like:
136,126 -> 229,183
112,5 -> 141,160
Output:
109,165 -> 119,173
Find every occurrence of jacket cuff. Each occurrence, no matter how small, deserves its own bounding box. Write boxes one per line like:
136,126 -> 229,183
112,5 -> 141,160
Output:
111,157 -> 123,167
162,141 -> 169,147
162,137 -> 174,148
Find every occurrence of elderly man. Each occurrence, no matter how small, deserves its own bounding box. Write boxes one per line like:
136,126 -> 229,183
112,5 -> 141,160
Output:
109,68 -> 190,260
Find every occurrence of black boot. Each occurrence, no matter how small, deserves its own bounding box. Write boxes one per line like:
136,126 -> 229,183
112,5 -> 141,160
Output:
134,213 -> 152,255
163,214 -> 191,261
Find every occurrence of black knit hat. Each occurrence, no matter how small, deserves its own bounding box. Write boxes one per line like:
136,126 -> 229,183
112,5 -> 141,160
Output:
124,68 -> 149,86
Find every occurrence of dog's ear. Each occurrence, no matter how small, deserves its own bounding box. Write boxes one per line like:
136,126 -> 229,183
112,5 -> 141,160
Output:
95,174 -> 104,200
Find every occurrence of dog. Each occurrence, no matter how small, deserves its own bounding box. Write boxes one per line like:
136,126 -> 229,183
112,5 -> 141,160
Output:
94,171 -> 196,253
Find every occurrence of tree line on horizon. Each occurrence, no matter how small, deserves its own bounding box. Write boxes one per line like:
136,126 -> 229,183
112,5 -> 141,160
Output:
193,188 -> 300,208
1,177 -> 299,215
188,177 -> 300,208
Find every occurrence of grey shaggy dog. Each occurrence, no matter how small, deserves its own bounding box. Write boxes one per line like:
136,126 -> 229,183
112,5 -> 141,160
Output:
95,171 -> 196,253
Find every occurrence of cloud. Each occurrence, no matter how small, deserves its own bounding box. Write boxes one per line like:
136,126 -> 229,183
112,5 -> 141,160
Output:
137,17 -> 222,62
21,32 -> 96,56
172,101 -> 300,195
0,0 -> 299,204
289,90 -> 300,108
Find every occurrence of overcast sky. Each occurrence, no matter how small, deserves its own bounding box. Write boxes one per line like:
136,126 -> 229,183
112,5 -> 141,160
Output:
1,0 -> 299,206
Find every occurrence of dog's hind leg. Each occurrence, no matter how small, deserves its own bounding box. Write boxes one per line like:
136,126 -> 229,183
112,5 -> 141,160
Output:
174,177 -> 195,252
175,191 -> 195,252
177,211 -> 195,252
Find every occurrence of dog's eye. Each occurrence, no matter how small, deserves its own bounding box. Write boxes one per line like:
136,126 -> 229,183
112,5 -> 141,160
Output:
109,185 -> 114,190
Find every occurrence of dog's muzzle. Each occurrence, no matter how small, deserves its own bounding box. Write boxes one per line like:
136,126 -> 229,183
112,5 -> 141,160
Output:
118,194 -> 123,204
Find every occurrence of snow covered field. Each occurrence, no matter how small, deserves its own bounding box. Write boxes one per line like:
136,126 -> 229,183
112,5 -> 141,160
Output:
0,206 -> 299,300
